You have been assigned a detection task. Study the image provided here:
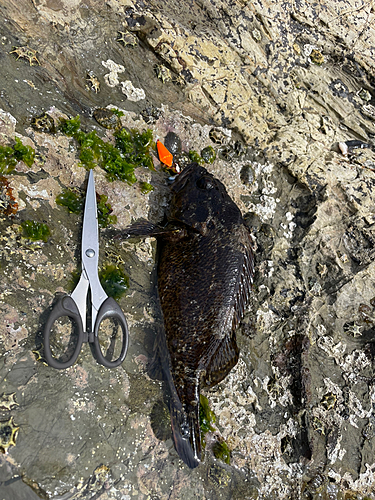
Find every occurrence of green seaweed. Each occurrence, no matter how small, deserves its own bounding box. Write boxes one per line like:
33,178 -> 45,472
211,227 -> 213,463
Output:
212,440 -> 231,465
59,115 -> 81,136
199,394 -> 216,434
13,138 -> 35,167
200,146 -> 216,164
21,220 -> 50,242
99,264 -> 129,300
140,181 -> 154,194
58,116 -> 154,184
56,190 -> 84,214
110,108 -> 124,117
97,194 -> 117,228
0,138 -> 35,174
188,150 -> 203,164
114,128 -> 155,170
0,145 -> 17,174
56,189 -> 117,227
199,394 -> 231,464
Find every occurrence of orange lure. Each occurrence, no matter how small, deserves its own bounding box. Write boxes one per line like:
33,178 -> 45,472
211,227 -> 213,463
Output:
156,140 -> 173,168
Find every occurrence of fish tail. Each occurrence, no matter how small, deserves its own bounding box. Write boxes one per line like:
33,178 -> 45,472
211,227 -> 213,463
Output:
149,324 -> 201,468
170,392 -> 201,469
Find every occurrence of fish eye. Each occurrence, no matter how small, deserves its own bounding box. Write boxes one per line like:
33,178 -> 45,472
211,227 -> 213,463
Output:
196,176 -> 214,190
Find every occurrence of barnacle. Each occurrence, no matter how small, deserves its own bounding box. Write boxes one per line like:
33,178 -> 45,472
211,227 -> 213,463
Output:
310,49 -> 324,65
154,64 -> 172,83
0,393 -> 18,411
93,108 -> 121,130
10,46 -> 40,66
0,416 -> 19,454
200,146 -> 216,164
320,392 -> 337,410
86,71 -> 100,93
31,112 -> 56,134
117,31 -> 137,47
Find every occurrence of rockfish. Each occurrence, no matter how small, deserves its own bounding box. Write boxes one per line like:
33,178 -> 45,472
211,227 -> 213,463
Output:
122,163 -> 254,468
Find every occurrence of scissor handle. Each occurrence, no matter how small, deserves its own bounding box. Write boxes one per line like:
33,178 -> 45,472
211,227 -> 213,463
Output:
93,297 -> 129,368
43,295 -> 84,369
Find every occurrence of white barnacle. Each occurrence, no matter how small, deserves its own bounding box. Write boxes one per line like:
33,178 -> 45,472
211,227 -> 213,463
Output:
338,142 -> 348,156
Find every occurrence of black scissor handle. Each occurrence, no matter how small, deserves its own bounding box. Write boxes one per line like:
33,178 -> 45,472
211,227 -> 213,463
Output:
93,297 -> 129,368
43,295 -> 84,369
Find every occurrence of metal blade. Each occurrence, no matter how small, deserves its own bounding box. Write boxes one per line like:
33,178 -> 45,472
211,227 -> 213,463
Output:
70,270 -> 89,333
81,170 -> 108,330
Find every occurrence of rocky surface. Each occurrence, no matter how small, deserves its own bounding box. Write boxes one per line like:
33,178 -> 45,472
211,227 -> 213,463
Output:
1,0 -> 375,499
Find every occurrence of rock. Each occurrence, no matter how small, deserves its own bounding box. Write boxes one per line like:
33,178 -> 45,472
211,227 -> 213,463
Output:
0,0 -> 375,499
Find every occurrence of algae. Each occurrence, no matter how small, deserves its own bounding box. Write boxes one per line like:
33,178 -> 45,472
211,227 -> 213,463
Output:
20,220 -> 50,242
140,181 -> 154,194
199,394 -> 216,434
99,264 -> 129,300
212,440 -> 231,465
0,137 -> 35,174
97,194 -> 117,228
188,150 -> 203,164
56,190 -> 84,214
200,394 -> 231,464
188,146 -> 216,165
58,116 -> 154,184
56,189 -> 117,227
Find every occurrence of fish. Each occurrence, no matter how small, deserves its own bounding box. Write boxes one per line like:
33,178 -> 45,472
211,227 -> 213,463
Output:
120,162 -> 254,468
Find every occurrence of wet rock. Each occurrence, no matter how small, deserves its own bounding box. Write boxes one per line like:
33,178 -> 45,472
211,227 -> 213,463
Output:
1,0 -> 375,498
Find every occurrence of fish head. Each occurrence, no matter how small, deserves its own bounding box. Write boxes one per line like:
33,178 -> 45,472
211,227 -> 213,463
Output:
169,163 -> 241,234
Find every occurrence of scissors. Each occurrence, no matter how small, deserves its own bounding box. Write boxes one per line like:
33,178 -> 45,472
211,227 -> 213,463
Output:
43,170 -> 129,369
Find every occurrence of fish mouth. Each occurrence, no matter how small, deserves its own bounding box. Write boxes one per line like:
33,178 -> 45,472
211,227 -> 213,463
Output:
171,162 -> 207,193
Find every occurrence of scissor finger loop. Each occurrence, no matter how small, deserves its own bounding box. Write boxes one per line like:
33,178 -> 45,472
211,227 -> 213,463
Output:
43,170 -> 129,369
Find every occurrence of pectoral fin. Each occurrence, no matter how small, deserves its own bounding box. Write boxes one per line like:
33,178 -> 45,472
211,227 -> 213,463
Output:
204,332 -> 239,387
107,219 -> 187,240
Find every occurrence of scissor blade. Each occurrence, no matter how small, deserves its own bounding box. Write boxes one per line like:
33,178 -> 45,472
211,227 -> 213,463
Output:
82,170 -> 108,329
82,169 -> 99,258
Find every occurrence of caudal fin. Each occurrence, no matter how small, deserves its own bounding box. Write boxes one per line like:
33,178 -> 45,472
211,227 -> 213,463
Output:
170,393 -> 201,469
149,325 -> 201,468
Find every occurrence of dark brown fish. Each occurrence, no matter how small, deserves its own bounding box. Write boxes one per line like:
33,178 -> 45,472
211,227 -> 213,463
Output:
122,163 -> 254,468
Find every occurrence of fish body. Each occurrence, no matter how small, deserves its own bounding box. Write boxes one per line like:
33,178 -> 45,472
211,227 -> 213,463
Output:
123,163 -> 254,468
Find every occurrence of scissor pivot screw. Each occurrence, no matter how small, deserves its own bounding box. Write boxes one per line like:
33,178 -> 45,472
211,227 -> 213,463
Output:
86,248 -> 95,258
